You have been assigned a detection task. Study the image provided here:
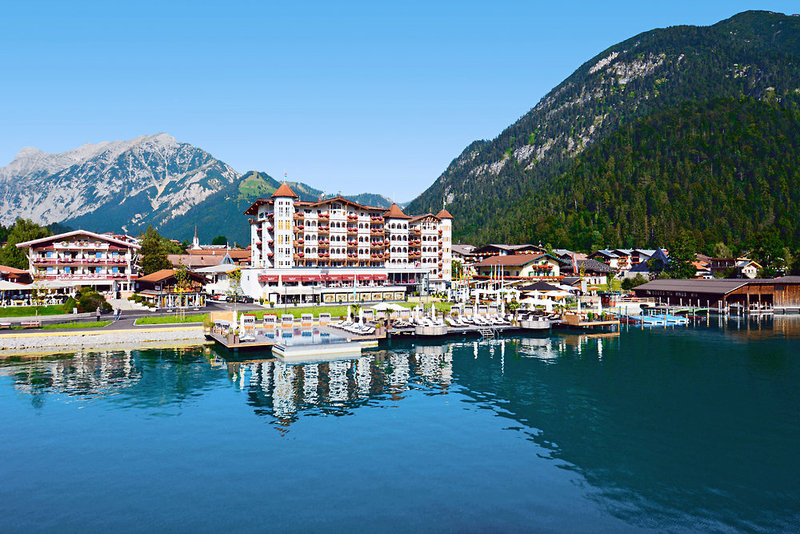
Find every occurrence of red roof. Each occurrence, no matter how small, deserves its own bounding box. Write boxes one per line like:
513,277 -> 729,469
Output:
435,208 -> 454,220
271,183 -> 299,198
383,204 -> 410,219
0,265 -> 28,274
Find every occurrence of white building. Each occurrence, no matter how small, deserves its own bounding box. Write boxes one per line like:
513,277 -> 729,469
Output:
16,230 -> 140,298
242,185 -> 454,302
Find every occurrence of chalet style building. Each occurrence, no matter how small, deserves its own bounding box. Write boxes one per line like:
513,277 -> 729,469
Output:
16,230 -> 140,297
241,185 -> 454,302
472,253 -> 566,280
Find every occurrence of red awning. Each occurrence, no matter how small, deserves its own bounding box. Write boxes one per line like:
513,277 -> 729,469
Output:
282,275 -> 302,282
301,275 -> 321,282
259,275 -> 279,283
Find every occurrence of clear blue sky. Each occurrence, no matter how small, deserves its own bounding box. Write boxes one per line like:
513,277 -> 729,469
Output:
1,1 -> 797,201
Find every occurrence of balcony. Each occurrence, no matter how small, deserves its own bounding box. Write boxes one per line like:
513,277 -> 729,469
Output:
346,228 -> 358,235
37,273 -> 134,281
33,257 -> 129,266
318,226 -> 330,234
293,213 -> 304,220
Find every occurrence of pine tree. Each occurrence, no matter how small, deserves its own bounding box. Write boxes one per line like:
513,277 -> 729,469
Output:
140,226 -> 172,275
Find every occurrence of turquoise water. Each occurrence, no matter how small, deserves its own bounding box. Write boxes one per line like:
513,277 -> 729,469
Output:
1,317 -> 798,532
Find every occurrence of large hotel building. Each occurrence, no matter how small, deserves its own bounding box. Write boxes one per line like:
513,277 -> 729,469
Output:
241,184 -> 453,304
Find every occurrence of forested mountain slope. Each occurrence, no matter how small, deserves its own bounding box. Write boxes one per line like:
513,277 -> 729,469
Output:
491,97 -> 800,250
407,10 -> 800,243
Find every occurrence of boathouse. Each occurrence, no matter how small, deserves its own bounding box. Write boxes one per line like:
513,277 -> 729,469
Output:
632,277 -> 800,313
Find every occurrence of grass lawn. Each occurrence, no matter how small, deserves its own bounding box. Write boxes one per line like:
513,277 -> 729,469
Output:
136,314 -> 209,325
40,321 -> 113,330
0,305 -> 67,318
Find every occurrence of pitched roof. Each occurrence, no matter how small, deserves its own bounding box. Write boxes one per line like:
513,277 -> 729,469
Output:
0,265 -> 28,274
633,279 -> 749,296
474,254 -> 548,267
630,248 -> 669,272
409,213 -> 438,223
590,249 -> 619,258
271,183 -> 299,198
138,269 -> 207,284
15,229 -> 140,250
435,208 -> 454,219
474,243 -> 544,255
452,244 -> 477,255
383,204 -> 411,219
138,269 -> 179,283
569,259 -> 613,274
518,281 -> 562,292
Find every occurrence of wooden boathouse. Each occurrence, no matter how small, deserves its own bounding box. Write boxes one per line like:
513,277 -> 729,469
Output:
633,277 -> 800,313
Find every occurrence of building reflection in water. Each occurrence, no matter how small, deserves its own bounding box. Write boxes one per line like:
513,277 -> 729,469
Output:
0,349 -> 141,407
216,345 -> 456,433
216,334 -> 617,433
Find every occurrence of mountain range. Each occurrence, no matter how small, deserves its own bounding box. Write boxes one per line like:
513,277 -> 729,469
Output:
0,135 -> 398,244
407,10 -> 800,249
3,11 -> 800,252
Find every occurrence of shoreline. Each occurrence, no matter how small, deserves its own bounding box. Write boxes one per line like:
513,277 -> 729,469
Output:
0,325 -> 206,356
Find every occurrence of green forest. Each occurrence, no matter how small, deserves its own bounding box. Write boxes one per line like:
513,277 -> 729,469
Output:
486,97 -> 800,253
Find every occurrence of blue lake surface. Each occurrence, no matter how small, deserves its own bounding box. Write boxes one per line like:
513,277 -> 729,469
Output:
1,316 -> 799,532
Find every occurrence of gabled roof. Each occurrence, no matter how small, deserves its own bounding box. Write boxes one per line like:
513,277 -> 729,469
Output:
630,248 -> 669,272
138,269 -> 178,283
474,253 -> 565,268
518,281 -> 562,292
243,198 -> 273,215
452,244 -> 477,255
383,204 -> 411,219
0,265 -> 28,275
15,230 -> 140,250
568,259 -> 613,274
271,183 -> 299,198
138,269 -> 207,284
409,213 -> 439,223
633,279 -> 749,295
474,243 -> 544,255
435,208 -> 454,220
590,249 -> 619,259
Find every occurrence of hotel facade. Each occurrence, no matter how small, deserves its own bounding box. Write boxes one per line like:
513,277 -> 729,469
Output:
16,230 -> 140,297
241,184 -> 454,303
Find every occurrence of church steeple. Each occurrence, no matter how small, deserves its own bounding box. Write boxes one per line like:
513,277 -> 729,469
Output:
192,226 -> 200,250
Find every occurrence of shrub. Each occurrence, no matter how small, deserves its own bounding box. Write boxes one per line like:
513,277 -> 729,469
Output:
75,287 -> 112,313
62,297 -> 77,313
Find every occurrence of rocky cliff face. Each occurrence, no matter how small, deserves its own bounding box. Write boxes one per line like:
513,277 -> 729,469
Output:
0,133 -> 239,234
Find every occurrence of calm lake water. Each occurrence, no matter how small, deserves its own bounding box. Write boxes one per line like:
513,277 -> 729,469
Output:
1,317 -> 799,533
